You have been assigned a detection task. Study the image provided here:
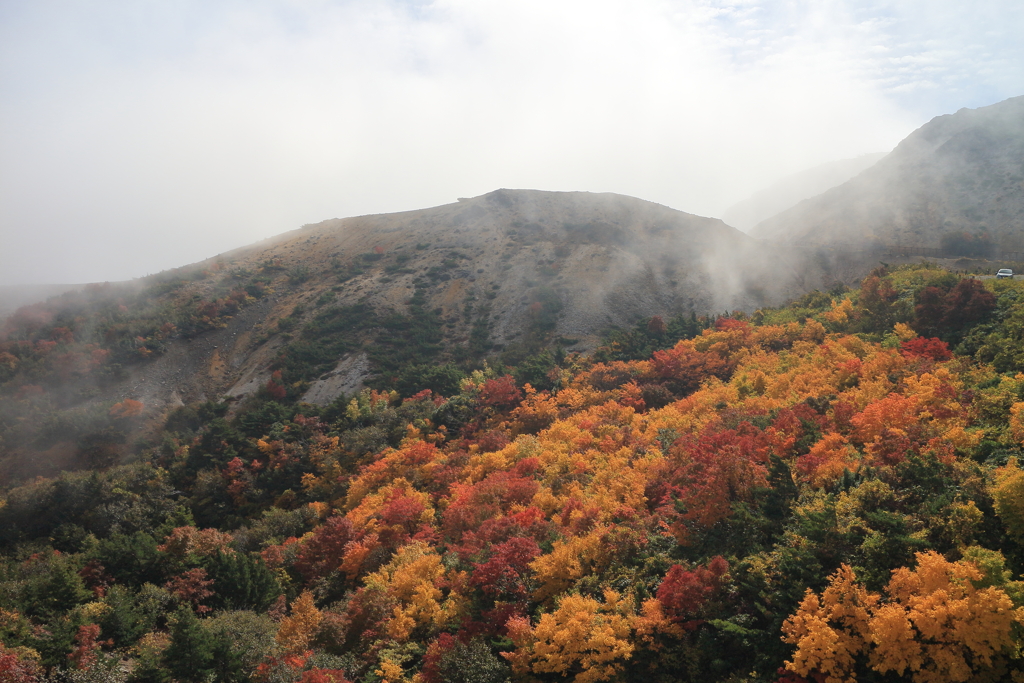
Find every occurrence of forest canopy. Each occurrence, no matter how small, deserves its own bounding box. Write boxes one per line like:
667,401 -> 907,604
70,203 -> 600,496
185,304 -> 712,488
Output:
3,264 -> 1024,682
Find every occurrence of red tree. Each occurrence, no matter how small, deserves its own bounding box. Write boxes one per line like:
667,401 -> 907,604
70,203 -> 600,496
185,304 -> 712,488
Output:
293,516 -> 355,582
656,556 -> 729,628
165,568 -> 214,614
900,337 -> 952,361
471,537 -> 542,600
0,644 -> 40,682
479,375 -> 523,409
942,277 -> 996,332
647,316 -> 667,335
68,624 -> 102,669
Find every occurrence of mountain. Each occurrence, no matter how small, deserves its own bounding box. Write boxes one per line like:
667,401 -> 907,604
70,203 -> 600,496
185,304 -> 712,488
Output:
0,189 -> 832,482
751,96 -> 1024,252
722,153 -> 886,231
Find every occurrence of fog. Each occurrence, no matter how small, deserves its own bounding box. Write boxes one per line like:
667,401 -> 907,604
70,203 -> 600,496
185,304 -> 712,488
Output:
1,0 -> 1022,286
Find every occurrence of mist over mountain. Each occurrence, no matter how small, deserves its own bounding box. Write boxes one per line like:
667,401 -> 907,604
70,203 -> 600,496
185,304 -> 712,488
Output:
751,96 -> 1024,251
0,284 -> 83,320
722,153 -> 886,231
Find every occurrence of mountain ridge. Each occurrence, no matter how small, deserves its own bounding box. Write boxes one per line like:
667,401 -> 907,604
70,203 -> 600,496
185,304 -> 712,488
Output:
722,152 -> 887,231
751,96 -> 1024,250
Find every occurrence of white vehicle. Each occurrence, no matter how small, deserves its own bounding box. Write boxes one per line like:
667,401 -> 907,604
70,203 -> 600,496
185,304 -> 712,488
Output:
997,269 -> 1014,279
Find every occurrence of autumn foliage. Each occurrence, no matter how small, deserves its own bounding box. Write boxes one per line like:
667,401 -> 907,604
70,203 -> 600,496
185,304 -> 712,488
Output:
783,553 -> 1024,683
7,265 -> 1024,681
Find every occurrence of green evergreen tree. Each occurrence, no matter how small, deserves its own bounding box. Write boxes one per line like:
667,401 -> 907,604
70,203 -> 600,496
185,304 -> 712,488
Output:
203,551 -> 281,611
93,532 -> 165,587
24,556 -> 91,618
162,607 -> 214,682
99,584 -> 159,648
129,651 -> 170,683
764,454 -> 798,524
207,631 -> 246,683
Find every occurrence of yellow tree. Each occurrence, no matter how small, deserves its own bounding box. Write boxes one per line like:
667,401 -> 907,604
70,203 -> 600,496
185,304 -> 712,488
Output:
782,553 -> 1024,683
505,589 -> 636,683
529,527 -> 609,603
781,565 -> 876,683
276,590 -> 322,654
870,551 -> 1024,682
991,458 -> 1024,542
362,542 -> 465,641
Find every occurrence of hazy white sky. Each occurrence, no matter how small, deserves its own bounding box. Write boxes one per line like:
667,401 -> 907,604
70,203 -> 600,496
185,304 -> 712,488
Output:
1,0 -> 1022,285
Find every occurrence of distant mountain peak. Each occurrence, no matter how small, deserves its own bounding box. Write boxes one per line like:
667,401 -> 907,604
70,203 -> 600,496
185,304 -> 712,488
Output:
750,96 -> 1024,251
723,153 -> 887,231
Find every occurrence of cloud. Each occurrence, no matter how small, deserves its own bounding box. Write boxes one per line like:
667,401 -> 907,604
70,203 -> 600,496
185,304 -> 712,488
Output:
0,0 -> 1020,284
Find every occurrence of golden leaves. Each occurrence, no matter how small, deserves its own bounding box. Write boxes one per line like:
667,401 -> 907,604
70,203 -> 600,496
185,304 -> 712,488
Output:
530,527 -> 609,604
991,458 -> 1024,542
276,590 -> 323,654
363,542 -> 466,642
782,553 -> 1024,683
506,589 -> 636,683
1010,402 -> 1024,445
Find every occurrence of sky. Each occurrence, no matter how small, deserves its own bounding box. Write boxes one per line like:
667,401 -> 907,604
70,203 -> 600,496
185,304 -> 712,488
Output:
1,0 -> 1022,286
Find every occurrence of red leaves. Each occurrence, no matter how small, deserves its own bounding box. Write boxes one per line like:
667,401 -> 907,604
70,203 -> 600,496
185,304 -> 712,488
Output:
915,277 -> 996,337
647,316 -> 667,335
109,398 -> 144,419
267,370 -> 288,400
68,624 -> 102,669
479,375 -> 523,409
0,644 -> 41,682
471,537 -> 541,600
656,557 -> 728,627
165,568 -> 214,614
442,459 -> 540,541
859,274 -> 899,327
942,277 -> 996,329
293,516 -> 355,582
378,489 -> 428,547
50,327 -> 74,344
654,423 -> 772,540
900,337 -> 952,361
651,341 -> 733,395
197,301 -> 221,319
78,560 -> 112,598
420,633 -> 459,683
452,505 -> 548,560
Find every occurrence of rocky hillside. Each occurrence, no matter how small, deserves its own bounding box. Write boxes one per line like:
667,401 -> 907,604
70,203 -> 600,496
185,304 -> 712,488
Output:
752,96 -> 1024,251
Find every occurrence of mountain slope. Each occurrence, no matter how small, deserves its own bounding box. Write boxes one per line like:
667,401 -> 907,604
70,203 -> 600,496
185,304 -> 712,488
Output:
1,189 -> 828,482
166,189 -> 828,405
722,153 -> 886,231
751,96 -> 1024,250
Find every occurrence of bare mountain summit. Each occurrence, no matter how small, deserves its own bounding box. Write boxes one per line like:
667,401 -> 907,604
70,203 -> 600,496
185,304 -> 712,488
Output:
751,96 -> 1024,252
